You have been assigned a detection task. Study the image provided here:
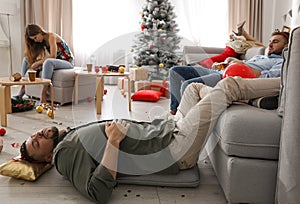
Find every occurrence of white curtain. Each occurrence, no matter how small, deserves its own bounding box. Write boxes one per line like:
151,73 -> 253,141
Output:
73,0 -> 143,66
0,21 -> 9,47
72,0 -> 229,66
174,0 -> 228,47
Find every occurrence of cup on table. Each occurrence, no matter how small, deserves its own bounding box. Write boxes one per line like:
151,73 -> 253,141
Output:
87,64 -> 92,72
28,70 -> 36,81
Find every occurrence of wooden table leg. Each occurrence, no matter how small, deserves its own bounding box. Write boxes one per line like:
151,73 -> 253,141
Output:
4,85 -> 12,114
74,72 -> 78,105
0,85 -> 8,127
127,76 -> 132,111
49,83 -> 54,119
96,76 -> 102,114
100,76 -> 104,102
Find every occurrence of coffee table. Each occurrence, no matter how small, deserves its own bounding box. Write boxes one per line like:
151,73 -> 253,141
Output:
74,70 -> 131,114
0,77 -> 54,127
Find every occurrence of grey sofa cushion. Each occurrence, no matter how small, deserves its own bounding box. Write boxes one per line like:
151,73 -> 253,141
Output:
52,69 -> 75,87
214,103 -> 282,160
117,165 -> 200,187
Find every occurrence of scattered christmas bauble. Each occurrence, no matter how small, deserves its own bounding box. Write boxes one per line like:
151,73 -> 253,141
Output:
104,89 -> 108,95
36,105 -> 43,113
119,66 -> 125,73
159,63 -> 164,68
87,97 -> 93,102
0,128 -> 6,136
47,109 -> 54,118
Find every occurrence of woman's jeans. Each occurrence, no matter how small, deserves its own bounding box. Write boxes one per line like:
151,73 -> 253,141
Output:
169,65 -> 222,111
21,58 -> 74,79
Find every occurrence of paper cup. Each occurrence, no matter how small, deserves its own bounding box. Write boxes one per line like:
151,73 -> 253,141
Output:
87,64 -> 92,72
28,70 -> 36,81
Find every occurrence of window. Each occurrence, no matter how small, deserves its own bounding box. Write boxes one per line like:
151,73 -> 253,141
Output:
73,0 -> 228,65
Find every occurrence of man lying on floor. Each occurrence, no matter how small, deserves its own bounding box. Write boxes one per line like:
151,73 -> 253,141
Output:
19,76 -> 281,204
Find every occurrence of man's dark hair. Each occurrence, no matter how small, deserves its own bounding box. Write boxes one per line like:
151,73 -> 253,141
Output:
272,31 -> 290,44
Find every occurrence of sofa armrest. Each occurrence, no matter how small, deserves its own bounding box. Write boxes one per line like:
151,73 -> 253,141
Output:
182,46 -> 224,65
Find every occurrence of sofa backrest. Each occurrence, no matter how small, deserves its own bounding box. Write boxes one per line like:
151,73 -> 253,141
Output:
240,46 -> 266,60
182,45 -> 265,65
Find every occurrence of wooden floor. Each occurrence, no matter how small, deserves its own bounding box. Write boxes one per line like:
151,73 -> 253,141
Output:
0,85 -> 227,204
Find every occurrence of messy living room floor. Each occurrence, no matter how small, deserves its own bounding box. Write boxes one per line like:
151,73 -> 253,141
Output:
0,85 -> 226,204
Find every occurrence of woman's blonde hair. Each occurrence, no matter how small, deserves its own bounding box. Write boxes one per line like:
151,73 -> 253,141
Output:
24,24 -> 47,66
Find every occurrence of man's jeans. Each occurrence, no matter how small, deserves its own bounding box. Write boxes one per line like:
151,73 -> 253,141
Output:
169,65 -> 222,111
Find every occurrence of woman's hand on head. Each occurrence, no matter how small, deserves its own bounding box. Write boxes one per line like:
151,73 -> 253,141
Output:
105,119 -> 130,146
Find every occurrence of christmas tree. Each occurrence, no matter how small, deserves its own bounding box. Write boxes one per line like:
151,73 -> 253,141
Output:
132,0 -> 182,80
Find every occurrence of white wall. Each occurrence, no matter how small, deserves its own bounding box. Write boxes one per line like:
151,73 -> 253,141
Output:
292,0 -> 300,27
262,0 -> 293,46
0,0 -> 23,77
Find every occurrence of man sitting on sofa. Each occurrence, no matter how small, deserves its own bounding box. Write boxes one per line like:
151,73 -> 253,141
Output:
19,76 -> 281,203
169,30 -> 289,115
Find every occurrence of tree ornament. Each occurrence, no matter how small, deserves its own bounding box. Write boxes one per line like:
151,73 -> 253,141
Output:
0,128 -> 6,136
141,25 -> 145,31
159,63 -> 164,68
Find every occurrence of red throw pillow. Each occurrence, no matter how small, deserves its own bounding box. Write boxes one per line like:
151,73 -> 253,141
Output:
131,90 -> 162,102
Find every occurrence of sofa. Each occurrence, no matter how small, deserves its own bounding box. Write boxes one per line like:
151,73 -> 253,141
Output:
182,27 -> 300,204
25,67 -> 96,105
